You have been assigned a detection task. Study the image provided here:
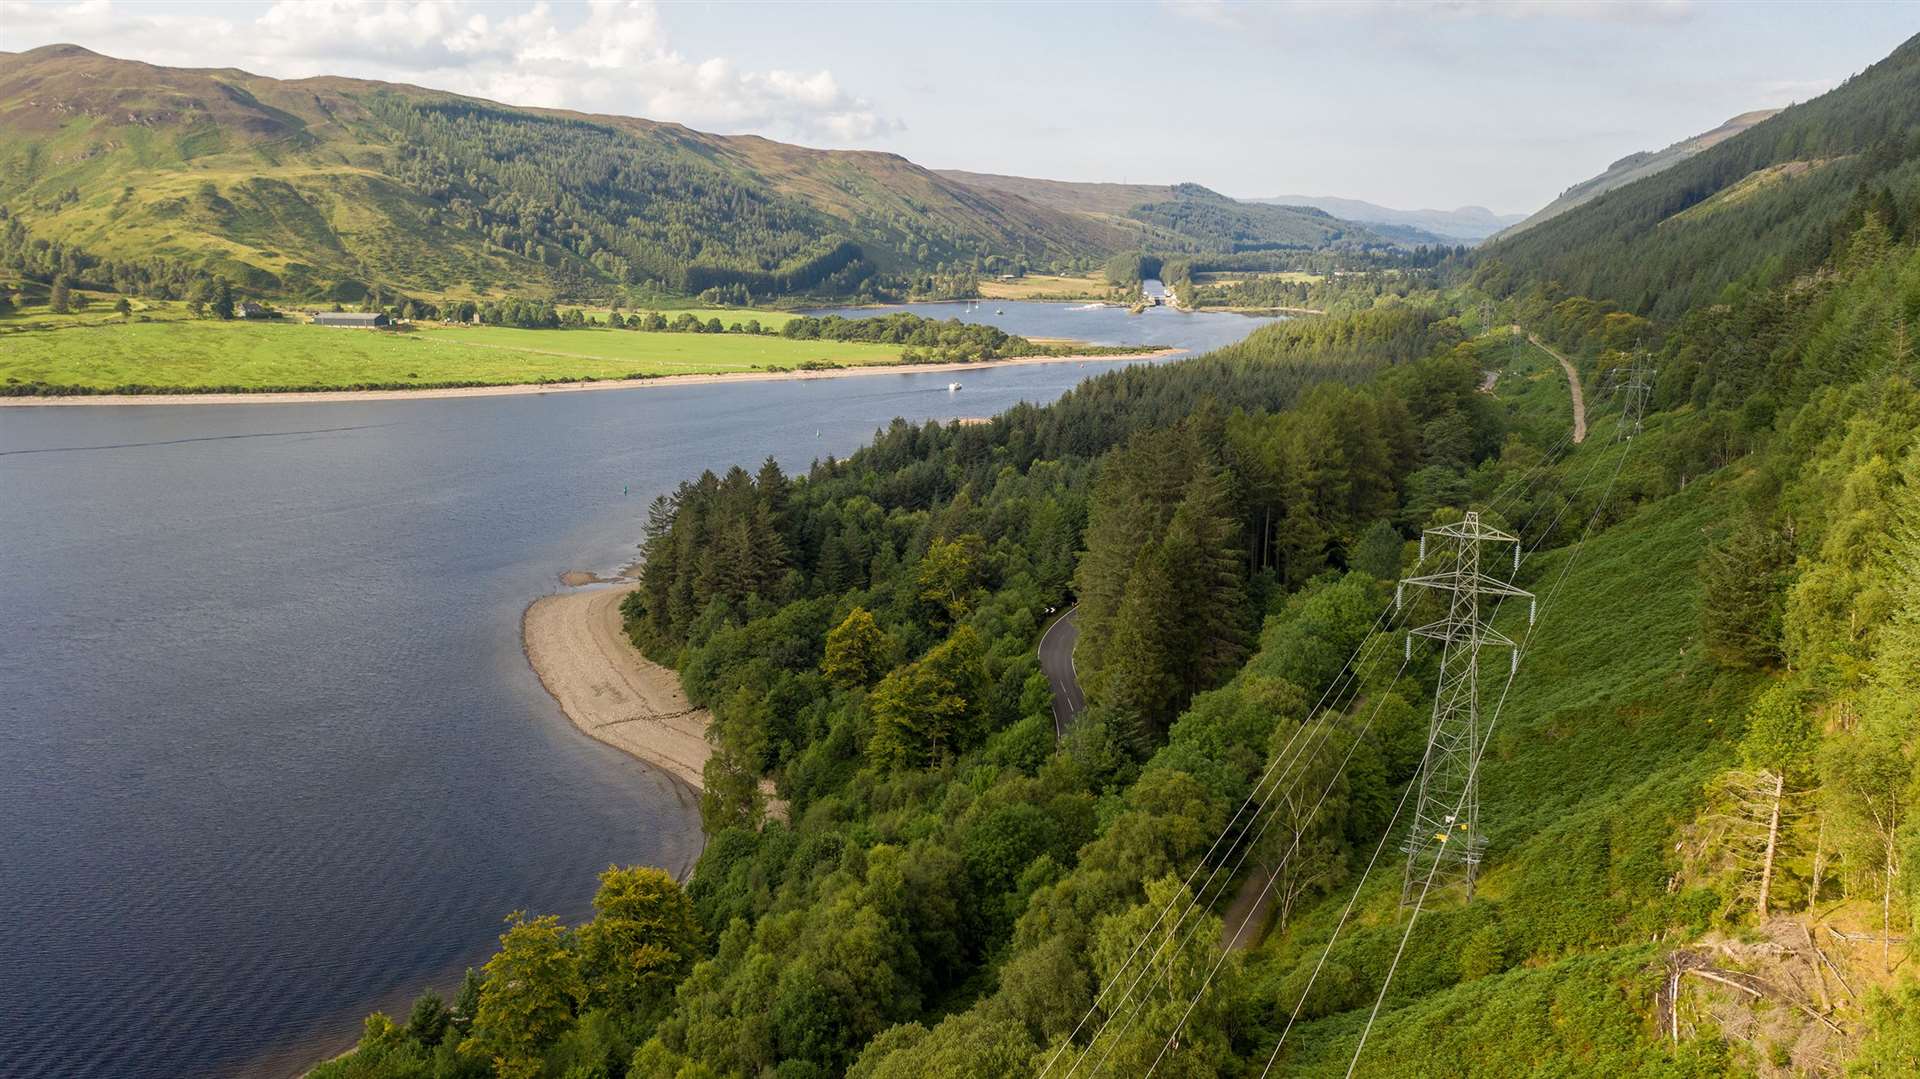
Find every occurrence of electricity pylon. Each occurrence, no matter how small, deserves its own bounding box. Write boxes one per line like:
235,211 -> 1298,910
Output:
1601,353 -> 1657,439
1396,511 -> 1534,907
1618,361 -> 1656,440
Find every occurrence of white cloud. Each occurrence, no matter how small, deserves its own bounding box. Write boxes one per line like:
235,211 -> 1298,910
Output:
0,0 -> 900,144
1163,0 -> 1694,27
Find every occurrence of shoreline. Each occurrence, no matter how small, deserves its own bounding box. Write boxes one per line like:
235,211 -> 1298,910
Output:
0,348 -> 1179,408
521,580 -> 712,795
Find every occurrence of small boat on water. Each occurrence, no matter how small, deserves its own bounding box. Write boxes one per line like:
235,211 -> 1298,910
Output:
947,382 -> 963,392
996,308 -> 1005,314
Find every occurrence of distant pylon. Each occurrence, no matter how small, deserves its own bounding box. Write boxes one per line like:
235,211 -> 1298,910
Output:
1618,359 -> 1656,440
1396,511 -> 1534,907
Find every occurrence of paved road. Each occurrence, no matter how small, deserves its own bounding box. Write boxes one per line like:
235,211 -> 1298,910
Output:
1038,605 -> 1085,741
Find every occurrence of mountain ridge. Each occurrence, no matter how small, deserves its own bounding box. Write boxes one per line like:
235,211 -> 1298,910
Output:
1249,194 -> 1524,243
0,44 -> 1127,301
0,45 -> 1407,303
1497,108 -> 1783,238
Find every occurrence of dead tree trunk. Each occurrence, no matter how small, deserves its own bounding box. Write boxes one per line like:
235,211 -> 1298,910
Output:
1884,835 -> 1897,971
1758,770 -> 1784,919
1809,814 -> 1827,913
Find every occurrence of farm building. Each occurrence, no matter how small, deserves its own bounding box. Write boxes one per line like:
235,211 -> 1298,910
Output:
311,311 -> 390,328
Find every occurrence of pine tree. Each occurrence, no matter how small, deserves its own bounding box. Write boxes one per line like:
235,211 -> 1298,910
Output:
1874,449 -> 1920,692
1101,542 -> 1181,741
1700,513 -> 1792,668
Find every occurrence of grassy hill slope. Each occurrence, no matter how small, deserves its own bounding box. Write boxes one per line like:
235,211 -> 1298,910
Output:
0,45 -> 1120,302
1501,110 -> 1781,238
938,171 -> 1402,254
1477,33 -> 1920,318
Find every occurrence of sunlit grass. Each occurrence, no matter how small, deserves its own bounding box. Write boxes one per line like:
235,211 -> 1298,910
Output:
0,316 -> 907,391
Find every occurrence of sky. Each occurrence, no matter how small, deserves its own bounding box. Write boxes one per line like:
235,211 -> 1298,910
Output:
3,0 -> 1917,215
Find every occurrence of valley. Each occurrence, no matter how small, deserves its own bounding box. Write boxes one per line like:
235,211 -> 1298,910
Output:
6,15 -> 1920,1079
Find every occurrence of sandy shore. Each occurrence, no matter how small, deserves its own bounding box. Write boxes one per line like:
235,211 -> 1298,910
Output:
522,581 -> 711,792
0,348 -> 1179,408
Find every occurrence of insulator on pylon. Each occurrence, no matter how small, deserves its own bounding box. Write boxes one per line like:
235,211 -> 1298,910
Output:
1528,598 -> 1537,626
1513,544 -> 1520,573
1395,583 -> 1403,611
1419,535 -> 1427,560
1404,635 -> 1411,661
1511,648 -> 1519,674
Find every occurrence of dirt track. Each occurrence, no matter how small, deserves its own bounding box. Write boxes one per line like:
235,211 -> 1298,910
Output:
1516,327 -> 1587,444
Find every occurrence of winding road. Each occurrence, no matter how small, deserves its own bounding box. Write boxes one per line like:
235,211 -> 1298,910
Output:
1036,605 -> 1273,949
1038,605 -> 1085,741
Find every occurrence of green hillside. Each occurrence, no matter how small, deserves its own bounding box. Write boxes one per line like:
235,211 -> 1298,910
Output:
1478,35 -> 1920,318
938,171 -> 1403,255
319,206 -> 1920,1078
0,45 -> 1126,304
0,46 -> 1407,310
293,30 -> 1920,1079
1499,109 -> 1781,238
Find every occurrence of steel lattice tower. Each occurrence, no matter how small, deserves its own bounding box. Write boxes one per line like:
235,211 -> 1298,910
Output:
1397,511 -> 1534,907
1619,362 -> 1656,440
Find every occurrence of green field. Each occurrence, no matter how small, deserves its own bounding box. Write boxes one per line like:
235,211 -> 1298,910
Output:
0,317 -> 910,392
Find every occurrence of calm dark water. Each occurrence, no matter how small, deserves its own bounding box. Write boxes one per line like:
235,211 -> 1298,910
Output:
0,304 -> 1275,1079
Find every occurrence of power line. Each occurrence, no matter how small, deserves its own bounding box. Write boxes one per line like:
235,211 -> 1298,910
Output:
1143,651 -> 1418,1077
1040,599 -> 1407,1079
1062,614 -> 1408,1078
1135,409 -> 1611,1072
1254,412 -> 1627,1075
1344,359 -> 1652,1075
1240,360 -> 1647,1075
1052,349 -> 1629,1076
1395,512 -> 1532,906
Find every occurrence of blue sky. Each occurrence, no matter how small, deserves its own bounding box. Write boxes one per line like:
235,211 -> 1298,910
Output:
4,1 -> 1916,214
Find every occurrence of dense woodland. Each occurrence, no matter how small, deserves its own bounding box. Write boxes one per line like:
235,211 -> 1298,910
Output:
1120,185 -> 1383,256
370,95 -> 889,301
305,31 -> 1920,1079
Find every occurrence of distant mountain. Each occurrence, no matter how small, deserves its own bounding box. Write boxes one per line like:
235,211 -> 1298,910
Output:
0,45 -> 1130,301
936,171 -> 1400,252
1480,34 -> 1920,319
1499,109 -> 1782,237
1249,195 -> 1523,243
